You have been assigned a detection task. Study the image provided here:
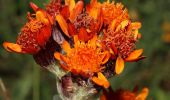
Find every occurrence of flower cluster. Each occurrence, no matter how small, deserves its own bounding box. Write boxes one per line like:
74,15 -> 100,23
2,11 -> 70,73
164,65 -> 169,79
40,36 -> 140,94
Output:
3,0 -> 148,99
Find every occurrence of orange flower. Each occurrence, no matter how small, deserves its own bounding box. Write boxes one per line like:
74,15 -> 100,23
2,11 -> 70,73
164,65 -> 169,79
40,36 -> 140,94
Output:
100,1 -> 145,75
54,35 -> 110,88
100,87 -> 149,100
55,0 -> 103,41
103,17 -> 144,75
3,3 -> 52,54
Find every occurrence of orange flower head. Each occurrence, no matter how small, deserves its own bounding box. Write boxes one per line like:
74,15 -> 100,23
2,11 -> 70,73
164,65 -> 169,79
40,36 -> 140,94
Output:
104,20 -> 136,59
54,35 -> 110,77
103,18 -> 143,74
102,1 -> 129,26
3,3 -> 52,54
100,87 -> 149,100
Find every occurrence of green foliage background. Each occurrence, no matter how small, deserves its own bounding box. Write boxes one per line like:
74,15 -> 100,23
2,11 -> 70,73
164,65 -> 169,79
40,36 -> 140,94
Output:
0,0 -> 170,100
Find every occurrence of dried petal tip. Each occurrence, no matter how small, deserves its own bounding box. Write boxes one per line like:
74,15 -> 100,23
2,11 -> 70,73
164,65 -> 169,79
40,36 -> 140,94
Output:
3,42 -> 22,53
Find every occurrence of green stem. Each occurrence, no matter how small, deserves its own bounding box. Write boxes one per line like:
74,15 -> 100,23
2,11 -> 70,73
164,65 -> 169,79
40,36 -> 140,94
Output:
33,63 -> 40,100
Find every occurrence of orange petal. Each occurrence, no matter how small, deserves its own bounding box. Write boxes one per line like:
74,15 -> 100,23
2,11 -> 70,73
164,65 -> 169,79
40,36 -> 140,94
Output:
88,35 -> 97,48
3,42 -> 22,53
73,35 -> 80,48
78,27 -> 90,42
92,77 -> 103,86
69,1 -> 83,22
29,2 -> 39,12
54,52 -> 61,60
110,20 -> 116,30
65,0 -> 75,11
56,14 -> 70,37
136,88 -> 149,100
98,72 -> 110,88
131,22 -> 141,29
62,40 -> 71,54
100,93 -> 107,100
134,30 -> 139,40
101,51 -> 110,64
125,49 -> 143,62
60,6 -> 70,20
137,33 -> 142,39
68,23 -> 76,36
115,56 -> 125,74
36,11 -> 49,24
111,42 -> 118,55
90,0 -> 97,5
127,56 -> 146,62
60,55 -> 69,64
120,20 -> 129,30
89,7 -> 100,20
88,0 -> 101,20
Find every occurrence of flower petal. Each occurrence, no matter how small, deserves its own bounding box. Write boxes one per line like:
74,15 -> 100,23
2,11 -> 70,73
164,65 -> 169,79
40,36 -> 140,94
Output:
54,52 -> 61,60
110,19 -> 117,30
65,0 -> 75,11
3,42 -> 22,53
98,72 -> 110,88
111,42 -> 118,55
125,49 -> 143,61
92,72 -> 110,88
88,35 -> 97,48
92,76 -> 103,86
115,56 -> 125,74
55,14 -> 70,37
60,6 -> 70,19
30,2 -> 39,12
127,56 -> 146,62
62,40 -> 71,54
131,22 -> 141,29
68,23 -> 76,36
78,27 -> 91,42
136,88 -> 149,100
101,51 -> 110,64
36,11 -> 49,24
69,1 -> 84,22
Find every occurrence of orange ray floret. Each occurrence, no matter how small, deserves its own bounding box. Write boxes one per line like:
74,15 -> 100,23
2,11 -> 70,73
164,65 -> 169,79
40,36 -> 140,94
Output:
115,56 -> 124,74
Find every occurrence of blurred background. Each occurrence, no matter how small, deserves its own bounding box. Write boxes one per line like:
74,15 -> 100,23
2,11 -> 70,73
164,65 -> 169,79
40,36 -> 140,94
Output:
0,0 -> 170,100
